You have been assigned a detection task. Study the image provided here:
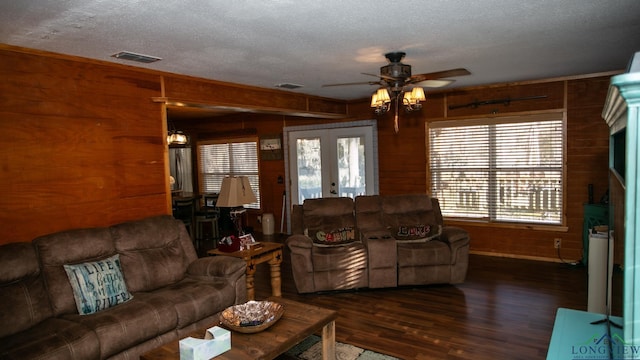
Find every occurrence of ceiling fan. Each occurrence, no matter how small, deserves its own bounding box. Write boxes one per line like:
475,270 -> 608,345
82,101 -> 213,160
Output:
323,51 -> 470,133
323,51 -> 470,93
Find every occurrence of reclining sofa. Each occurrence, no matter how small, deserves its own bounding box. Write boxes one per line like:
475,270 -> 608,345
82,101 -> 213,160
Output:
287,194 -> 470,293
0,215 -> 247,360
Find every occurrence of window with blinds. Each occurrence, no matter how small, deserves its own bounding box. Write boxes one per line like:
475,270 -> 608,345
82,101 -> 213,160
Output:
428,113 -> 564,225
198,139 -> 260,209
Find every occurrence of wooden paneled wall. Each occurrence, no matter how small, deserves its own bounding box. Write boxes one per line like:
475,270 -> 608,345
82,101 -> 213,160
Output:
0,44 -> 617,263
0,44 -> 350,245
0,46 -> 169,243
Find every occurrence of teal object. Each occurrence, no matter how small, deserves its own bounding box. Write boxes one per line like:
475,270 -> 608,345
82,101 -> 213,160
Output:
602,61 -> 640,348
546,308 -> 623,360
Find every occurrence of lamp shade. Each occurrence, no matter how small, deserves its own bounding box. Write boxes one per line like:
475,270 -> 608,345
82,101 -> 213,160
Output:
376,88 -> 391,104
411,87 -> 426,101
403,87 -> 426,105
216,176 -> 257,207
370,92 -> 379,107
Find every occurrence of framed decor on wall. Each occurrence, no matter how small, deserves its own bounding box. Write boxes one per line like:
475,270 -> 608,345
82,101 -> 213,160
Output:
260,134 -> 283,160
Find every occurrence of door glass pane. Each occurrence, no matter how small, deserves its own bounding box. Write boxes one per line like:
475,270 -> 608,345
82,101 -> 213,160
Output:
336,137 -> 366,198
296,138 -> 322,203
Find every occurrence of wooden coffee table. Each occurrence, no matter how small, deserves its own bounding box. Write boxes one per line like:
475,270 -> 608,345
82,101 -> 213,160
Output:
208,242 -> 283,301
140,296 -> 338,360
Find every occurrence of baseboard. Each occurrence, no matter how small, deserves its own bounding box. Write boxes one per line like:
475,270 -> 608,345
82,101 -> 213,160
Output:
470,250 -> 580,264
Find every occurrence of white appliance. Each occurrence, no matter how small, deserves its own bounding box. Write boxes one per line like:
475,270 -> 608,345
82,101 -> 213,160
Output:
587,231 -> 613,314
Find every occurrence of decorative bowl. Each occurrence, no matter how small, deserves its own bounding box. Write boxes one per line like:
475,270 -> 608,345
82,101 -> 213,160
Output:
219,300 -> 284,333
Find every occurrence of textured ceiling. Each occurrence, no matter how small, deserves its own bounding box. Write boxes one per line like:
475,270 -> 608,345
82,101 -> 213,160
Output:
2,0 -> 640,102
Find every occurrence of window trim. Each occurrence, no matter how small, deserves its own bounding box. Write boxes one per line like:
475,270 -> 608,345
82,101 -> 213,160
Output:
427,112 -> 567,227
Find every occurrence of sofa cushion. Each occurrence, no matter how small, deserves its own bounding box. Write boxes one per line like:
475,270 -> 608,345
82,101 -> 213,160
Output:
0,242 -> 54,339
34,226 -> 117,316
0,317 -> 100,360
111,215 -> 193,292
62,292 -> 178,359
397,241 -> 452,266
381,194 -> 439,227
303,197 -> 356,243
392,224 -> 442,242
152,277 -> 239,329
311,243 -> 367,272
63,254 -> 133,315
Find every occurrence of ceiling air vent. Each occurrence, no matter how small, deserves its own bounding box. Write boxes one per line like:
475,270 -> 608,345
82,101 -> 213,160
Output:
275,83 -> 303,90
111,51 -> 162,63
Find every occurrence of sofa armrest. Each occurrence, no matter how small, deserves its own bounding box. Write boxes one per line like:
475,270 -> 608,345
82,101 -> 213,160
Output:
286,234 -> 316,293
439,226 -> 470,282
187,256 -> 248,304
286,234 -> 313,273
286,234 -> 314,249
359,228 -> 397,288
439,226 -> 470,248
359,228 -> 393,242
187,256 -> 246,279
439,226 -> 470,264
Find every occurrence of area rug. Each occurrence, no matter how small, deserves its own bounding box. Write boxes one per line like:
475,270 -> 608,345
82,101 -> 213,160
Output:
280,335 -> 399,360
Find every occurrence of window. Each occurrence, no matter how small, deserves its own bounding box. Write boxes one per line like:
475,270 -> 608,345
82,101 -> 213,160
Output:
428,113 -> 564,225
198,138 -> 260,209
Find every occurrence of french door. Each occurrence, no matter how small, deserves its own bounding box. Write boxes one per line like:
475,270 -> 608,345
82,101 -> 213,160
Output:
286,121 -> 378,206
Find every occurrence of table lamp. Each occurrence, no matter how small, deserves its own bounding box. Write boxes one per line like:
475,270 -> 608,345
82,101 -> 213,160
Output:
216,176 -> 257,236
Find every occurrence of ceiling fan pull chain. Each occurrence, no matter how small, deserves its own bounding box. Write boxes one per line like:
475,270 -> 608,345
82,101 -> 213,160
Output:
394,95 -> 400,133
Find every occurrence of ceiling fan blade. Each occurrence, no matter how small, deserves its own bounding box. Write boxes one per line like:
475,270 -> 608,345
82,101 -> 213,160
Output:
418,79 -> 455,88
408,68 -> 471,84
362,72 -> 396,81
322,81 -> 379,87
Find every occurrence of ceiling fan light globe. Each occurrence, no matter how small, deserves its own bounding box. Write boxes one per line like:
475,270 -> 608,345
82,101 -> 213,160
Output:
175,133 -> 188,144
167,131 -> 188,145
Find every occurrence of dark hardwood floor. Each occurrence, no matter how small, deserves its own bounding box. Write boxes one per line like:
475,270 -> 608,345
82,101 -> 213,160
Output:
206,237 -> 621,360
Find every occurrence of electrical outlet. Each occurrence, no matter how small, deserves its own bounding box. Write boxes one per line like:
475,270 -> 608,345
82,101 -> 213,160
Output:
554,238 -> 561,249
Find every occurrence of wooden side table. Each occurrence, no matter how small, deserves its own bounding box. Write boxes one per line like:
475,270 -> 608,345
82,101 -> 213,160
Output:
208,241 -> 283,300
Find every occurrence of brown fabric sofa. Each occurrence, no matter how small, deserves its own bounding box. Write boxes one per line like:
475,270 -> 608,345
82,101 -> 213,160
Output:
286,194 -> 470,293
0,215 -> 247,360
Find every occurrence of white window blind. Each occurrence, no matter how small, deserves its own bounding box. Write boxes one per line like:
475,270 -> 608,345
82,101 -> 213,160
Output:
198,139 -> 260,209
429,113 -> 564,224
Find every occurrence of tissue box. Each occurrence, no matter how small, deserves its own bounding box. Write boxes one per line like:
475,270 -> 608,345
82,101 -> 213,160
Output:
179,326 -> 231,359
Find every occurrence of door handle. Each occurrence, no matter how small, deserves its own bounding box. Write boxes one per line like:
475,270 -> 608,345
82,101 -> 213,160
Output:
330,190 -> 337,194
330,182 -> 337,194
